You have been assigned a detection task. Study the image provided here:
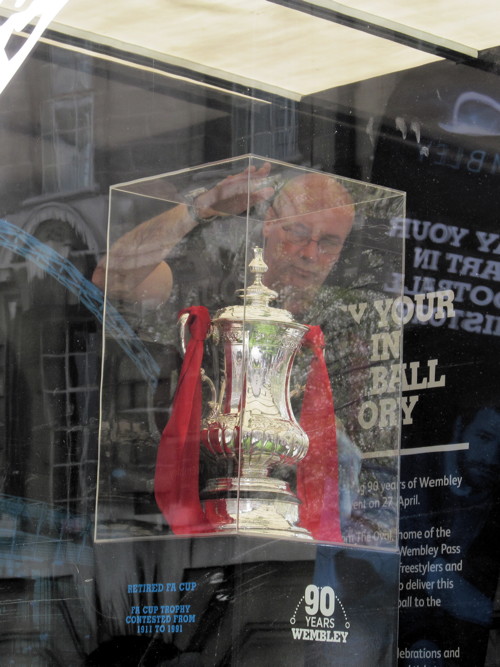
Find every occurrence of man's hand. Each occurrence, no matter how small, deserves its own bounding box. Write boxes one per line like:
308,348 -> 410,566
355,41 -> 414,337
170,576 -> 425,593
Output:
194,162 -> 275,219
92,162 -> 277,304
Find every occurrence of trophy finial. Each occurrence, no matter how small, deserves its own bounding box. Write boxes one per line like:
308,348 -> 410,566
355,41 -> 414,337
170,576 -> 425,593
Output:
248,247 -> 268,285
217,246 -> 298,322
243,247 -> 278,309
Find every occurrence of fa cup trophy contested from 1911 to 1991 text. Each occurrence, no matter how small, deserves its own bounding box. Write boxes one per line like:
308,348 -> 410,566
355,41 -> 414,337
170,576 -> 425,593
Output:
180,247 -> 312,538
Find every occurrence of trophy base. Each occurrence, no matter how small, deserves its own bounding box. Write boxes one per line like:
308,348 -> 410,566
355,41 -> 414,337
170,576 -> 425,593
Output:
201,476 -> 313,540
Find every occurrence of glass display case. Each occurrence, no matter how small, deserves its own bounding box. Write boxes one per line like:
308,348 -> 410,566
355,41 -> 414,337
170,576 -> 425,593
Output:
96,155 -> 405,547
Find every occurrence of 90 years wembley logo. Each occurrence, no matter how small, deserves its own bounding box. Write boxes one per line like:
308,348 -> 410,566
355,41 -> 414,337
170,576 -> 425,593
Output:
290,585 -> 349,644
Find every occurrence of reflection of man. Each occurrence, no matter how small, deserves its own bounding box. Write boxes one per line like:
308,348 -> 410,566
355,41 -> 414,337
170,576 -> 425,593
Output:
92,163 -> 355,318
260,171 -> 354,314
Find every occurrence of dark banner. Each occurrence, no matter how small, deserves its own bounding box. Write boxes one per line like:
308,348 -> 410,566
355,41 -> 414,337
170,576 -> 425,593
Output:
372,59 -> 500,666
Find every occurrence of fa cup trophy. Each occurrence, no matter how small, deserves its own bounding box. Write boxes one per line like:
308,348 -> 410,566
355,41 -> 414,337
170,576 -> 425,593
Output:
181,248 -> 312,538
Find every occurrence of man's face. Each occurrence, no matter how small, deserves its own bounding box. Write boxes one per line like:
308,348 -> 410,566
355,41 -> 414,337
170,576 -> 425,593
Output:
262,200 -> 353,300
458,408 -> 500,490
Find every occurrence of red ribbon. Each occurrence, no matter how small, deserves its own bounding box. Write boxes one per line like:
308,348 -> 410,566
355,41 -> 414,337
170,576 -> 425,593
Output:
154,306 -> 213,534
155,310 -> 342,542
297,326 -> 342,542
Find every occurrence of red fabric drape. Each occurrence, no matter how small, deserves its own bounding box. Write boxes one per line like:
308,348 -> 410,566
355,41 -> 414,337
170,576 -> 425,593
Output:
155,310 -> 342,542
154,306 -> 213,534
297,325 -> 342,542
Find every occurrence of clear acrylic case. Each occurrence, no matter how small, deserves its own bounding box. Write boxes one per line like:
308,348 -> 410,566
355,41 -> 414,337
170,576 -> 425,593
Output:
96,155 -> 405,548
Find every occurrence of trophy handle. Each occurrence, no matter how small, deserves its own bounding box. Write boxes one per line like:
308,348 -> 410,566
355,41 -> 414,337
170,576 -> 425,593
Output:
178,312 -> 217,416
178,311 -> 191,357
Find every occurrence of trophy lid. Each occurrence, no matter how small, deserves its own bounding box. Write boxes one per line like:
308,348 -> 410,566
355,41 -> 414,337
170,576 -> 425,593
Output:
213,247 -> 306,327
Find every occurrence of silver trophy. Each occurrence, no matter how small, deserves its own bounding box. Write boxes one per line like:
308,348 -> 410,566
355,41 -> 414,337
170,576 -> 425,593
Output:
181,248 -> 311,538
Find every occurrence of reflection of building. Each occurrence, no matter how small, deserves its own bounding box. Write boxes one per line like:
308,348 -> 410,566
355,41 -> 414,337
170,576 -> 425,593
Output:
0,41 -> 301,518
2,203 -> 100,515
1,48 -> 102,517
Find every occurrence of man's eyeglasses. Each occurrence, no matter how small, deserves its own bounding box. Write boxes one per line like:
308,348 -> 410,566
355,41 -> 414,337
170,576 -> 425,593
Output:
281,223 -> 343,257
